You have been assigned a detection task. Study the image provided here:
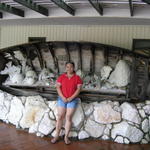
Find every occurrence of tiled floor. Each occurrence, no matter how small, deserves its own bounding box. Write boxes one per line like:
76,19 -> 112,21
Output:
0,122 -> 149,150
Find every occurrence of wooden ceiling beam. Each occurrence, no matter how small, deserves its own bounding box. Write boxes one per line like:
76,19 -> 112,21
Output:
50,0 -> 75,16
88,0 -> 103,16
14,0 -> 49,16
129,0 -> 134,16
0,3 -> 24,17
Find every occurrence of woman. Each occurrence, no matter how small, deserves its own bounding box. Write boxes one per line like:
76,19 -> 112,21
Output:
51,61 -> 83,145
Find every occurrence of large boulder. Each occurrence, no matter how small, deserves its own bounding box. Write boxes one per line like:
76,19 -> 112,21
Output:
0,92 -> 12,121
23,70 -> 37,85
100,66 -> 112,80
111,121 -> 144,143
48,101 -> 58,119
38,112 -> 55,135
121,102 -> 141,124
10,73 -> 24,84
93,103 -> 121,124
19,96 -> 48,129
142,119 -> 149,133
7,96 -> 24,126
82,102 -> 94,117
29,122 -> 38,134
108,60 -> 130,87
78,130 -> 90,140
143,105 -> 150,115
85,118 -> 105,138
72,100 -> 85,129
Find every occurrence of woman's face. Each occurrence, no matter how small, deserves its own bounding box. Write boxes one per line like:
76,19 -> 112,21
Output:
65,63 -> 74,74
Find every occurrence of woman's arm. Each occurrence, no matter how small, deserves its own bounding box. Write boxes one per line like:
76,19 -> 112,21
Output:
67,86 -> 82,102
56,85 -> 67,102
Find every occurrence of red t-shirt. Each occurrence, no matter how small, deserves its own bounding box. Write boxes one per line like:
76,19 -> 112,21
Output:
56,73 -> 83,98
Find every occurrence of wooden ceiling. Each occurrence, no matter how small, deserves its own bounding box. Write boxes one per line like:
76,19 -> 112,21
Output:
0,0 -> 149,18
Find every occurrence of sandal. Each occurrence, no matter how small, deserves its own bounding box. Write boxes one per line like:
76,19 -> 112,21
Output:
64,137 -> 71,145
51,137 -> 59,144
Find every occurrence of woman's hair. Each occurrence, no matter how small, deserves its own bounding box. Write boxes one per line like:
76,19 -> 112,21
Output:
65,61 -> 75,73
65,61 -> 75,68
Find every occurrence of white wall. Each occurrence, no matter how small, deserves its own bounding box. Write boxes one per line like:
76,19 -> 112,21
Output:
1,25 -> 150,50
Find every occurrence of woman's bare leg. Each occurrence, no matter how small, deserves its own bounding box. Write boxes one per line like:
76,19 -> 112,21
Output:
51,107 -> 66,143
64,108 -> 76,144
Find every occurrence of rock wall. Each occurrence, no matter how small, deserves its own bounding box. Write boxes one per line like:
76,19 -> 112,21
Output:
0,90 -> 150,144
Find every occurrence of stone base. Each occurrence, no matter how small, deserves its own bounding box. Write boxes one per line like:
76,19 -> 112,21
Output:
0,90 -> 149,144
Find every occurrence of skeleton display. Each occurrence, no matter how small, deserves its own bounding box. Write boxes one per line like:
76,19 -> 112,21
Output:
0,41 -> 149,101
0,53 -> 131,90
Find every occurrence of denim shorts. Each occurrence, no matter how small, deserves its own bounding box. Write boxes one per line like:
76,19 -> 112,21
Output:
57,96 -> 79,108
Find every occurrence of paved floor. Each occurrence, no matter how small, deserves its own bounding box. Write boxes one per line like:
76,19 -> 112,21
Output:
0,122 -> 149,150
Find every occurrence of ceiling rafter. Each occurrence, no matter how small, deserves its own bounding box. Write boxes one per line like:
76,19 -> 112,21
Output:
129,0 -> 134,16
142,0 -> 150,4
50,0 -> 75,16
88,0 -> 103,16
0,2 -> 24,17
13,0 -> 49,16
0,12 -> 3,18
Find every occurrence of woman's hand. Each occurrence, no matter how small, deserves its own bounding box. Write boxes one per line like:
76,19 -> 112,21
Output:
62,97 -> 67,103
66,97 -> 72,102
